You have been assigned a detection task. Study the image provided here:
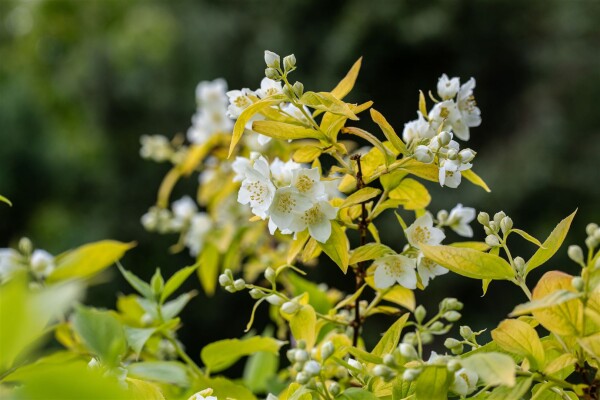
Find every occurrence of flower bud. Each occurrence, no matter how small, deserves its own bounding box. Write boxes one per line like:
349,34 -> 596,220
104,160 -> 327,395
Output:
430,321 -> 445,333
451,343 -> 464,355
458,148 -> 476,163
440,297 -> 463,311
414,305 -> 427,323
460,325 -> 474,340
294,349 -> 309,363
266,294 -> 284,306
383,353 -> 396,367
414,145 -> 434,163
399,343 -> 419,360
444,311 -> 461,322
437,210 -> 449,223
282,301 -> 301,315
321,341 -> 335,360
292,81 -> 304,98
585,236 -> 598,249
514,256 -> 526,274
373,364 -> 393,379
571,276 -> 585,292
303,360 -> 321,376
402,332 -> 418,346
568,245 -> 584,265
402,368 -> 421,382
447,359 -> 461,372
477,212 -> 490,226
264,50 -> 280,68
283,54 -> 296,72
295,371 -> 309,384
493,211 -> 506,225
233,278 -> 246,291
328,382 -> 341,396
265,267 -> 276,283
249,289 -> 264,299
286,349 -> 296,362
500,216 -> 513,234
19,237 -> 33,255
586,223 -> 598,236
438,131 -> 452,146
444,338 -> 462,349
485,235 -> 500,247
446,149 -> 458,160
265,67 -> 281,81
489,221 -> 499,232
218,273 -> 231,287
421,332 -> 433,344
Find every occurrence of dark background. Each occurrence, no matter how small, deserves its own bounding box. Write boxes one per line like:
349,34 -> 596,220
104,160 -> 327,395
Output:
1,0 -> 599,370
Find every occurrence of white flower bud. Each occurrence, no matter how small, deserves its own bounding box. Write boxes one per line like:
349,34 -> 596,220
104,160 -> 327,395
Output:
572,276 -> 585,292
347,358 -> 363,373
493,211 -> 506,225
281,301 -> 301,315
321,341 -> 335,360
265,294 -> 285,306
295,371 -> 309,384
292,81 -> 304,98
421,332 -> 433,344
233,278 -> 246,291
283,54 -> 296,71
500,216 -> 513,234
402,368 -> 421,382
19,237 -> 33,255
249,289 -> 264,299
446,149 -> 458,160
477,212 -> 489,226
458,148 -> 476,163
437,210 -> 449,223
328,382 -> 341,396
414,305 -> 427,323
303,360 -> 321,376
447,359 -> 461,372
444,338 -> 462,349
414,145 -> 434,163
568,245 -> 584,265
430,321 -> 444,332
383,353 -> 396,367
585,236 -> 598,249
438,131 -> 452,146
399,343 -> 418,360
485,235 -> 500,247
514,256 -> 526,274
586,223 -> 598,236
372,364 -> 392,378
444,311 -> 462,322
264,50 -> 280,68
265,68 -> 281,81
402,332 -> 418,346
264,267 -> 276,283
294,349 -> 309,363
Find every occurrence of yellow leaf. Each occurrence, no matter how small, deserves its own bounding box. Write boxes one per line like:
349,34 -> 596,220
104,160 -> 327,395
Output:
526,210 -> 577,274
382,285 -> 415,311
420,244 -> 514,280
396,159 -> 439,182
577,333 -> 600,361
418,90 -> 428,119
0,194 -> 11,206
251,120 -> 326,141
287,230 -> 310,264
388,178 -> 431,210
372,314 -> 409,357
449,241 -> 490,251
48,241 -> 136,282
370,108 -> 408,155
331,57 -> 362,100
492,319 -> 545,370
543,353 -> 578,376
293,145 -> 323,163
531,271 -> 583,336
300,91 -> 358,120
317,221 -> 349,274
340,187 -> 381,209
289,305 -> 317,350
461,352 -> 516,387
127,378 -> 165,400
349,243 -> 395,265
157,168 -> 181,208
197,242 -> 220,297
462,169 -> 491,192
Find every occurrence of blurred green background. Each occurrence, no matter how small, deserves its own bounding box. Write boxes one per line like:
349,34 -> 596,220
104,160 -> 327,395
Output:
1,0 -> 599,364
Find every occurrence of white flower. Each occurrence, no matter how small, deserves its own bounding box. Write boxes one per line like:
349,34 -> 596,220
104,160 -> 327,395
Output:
373,255 -> 417,289
30,249 -> 55,279
237,156 -> 276,219
438,157 -> 471,189
414,145 -> 434,163
291,168 -> 326,201
428,100 -> 456,132
402,112 -> 435,143
195,79 -> 228,109
232,156 -> 252,182
264,50 -> 280,68
187,107 -> 232,144
256,78 -> 283,99
437,74 -> 460,100
453,78 -> 481,141
289,201 -> 338,243
416,254 -> 448,288
268,187 -> 312,234
445,204 -> 476,237
139,135 -> 172,162
450,368 -> 478,396
170,196 -> 198,231
184,213 -> 212,256
405,213 -> 445,248
226,88 -> 255,119
269,158 -> 300,186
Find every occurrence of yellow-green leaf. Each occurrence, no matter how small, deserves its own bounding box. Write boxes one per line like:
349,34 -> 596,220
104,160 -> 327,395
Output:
577,333 -> 600,361
462,169 -> 491,192
128,378 -> 165,400
0,194 -> 11,206
449,241 -> 490,251
252,120 -> 326,141
488,377 -> 533,400
331,57 -> 362,100
511,229 -> 544,248
349,243 -> 395,265
418,90 -> 428,119
491,319 -> 545,369
341,187 -> 381,209
526,210 -> 577,274
48,240 -> 136,282
289,305 -> 317,350
197,242 -> 220,297
370,108 -> 408,155
420,244 -> 514,280
382,285 -> 415,311
543,353 -> 578,376
372,314 -> 409,357
318,221 -> 349,274
287,229 -> 310,264
461,352 -> 516,387
415,366 -> 452,400
510,289 -> 581,317
388,178 -> 431,210
195,375 -> 257,400
293,145 -> 323,163
200,336 -> 283,373
396,159 -> 439,182
161,264 -> 198,303
229,97 -> 285,157
300,91 -> 358,120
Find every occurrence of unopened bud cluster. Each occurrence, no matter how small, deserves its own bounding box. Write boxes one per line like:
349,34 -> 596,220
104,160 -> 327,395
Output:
218,269 -> 246,293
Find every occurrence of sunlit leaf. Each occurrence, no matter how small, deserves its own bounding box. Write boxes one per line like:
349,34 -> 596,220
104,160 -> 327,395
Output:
340,187 -> 381,209
331,57 -> 362,100
289,304 -> 317,350
488,377 -> 533,400
127,378 -> 165,400
293,145 -> 323,163
491,319 -> 545,369
318,221 -> 349,274
200,336 -> 284,373
0,194 -> 12,206
461,352 -> 516,387
510,289 -> 581,317
127,361 -> 190,387
349,243 -> 395,264
462,169 -> 491,192
526,210 -> 577,274
388,178 -> 431,210
252,120 -> 326,141
511,229 -> 544,248
370,108 -> 407,155
300,91 -> 358,120
372,314 -> 409,357
286,272 -> 331,314
124,327 -> 157,356
197,242 -> 220,296
577,333 -> 600,361
382,285 -> 416,311
415,366 -> 452,400
161,264 -> 198,303
118,264 -> 154,299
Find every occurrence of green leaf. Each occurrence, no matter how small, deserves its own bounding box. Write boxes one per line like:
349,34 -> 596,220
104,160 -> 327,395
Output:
242,327 -> 279,394
349,243 -> 396,264
197,242 -> 220,296
340,187 -> 381,209
392,376 -> 416,400
118,264 -> 154,299
161,291 -> 196,320
510,289 -> 581,317
345,347 -> 383,365
127,361 -> 190,387
195,375 -> 257,400
330,57 -> 362,100
0,194 -> 12,206
289,305 -> 317,349
372,314 -> 409,357
488,377 -> 533,400
388,178 -> 431,210
48,240 -> 136,282
461,352 -> 516,387
511,229 -> 544,248
300,91 -> 358,120
286,272 -> 331,314
420,244 -> 515,280
72,306 -> 127,367
161,264 -> 198,303
491,319 -> 545,369
370,108 -> 408,155
229,96 -> 286,157
526,210 -> 577,274
124,327 -> 157,356
339,388 -> 378,400
318,221 -> 349,274
415,366 -> 452,400
200,336 -> 283,373
127,378 -> 165,400
462,169 -> 491,192
252,120 -> 326,141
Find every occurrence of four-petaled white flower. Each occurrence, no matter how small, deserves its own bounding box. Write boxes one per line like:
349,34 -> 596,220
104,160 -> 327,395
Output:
416,254 -> 448,288
195,79 -> 228,108
291,168 -> 326,201
256,78 -> 283,99
453,78 -> 481,141
445,203 -> 476,237
402,111 -> 435,143
374,255 -> 418,289
237,156 -> 276,219
438,158 -> 471,188
437,74 -> 460,100
450,368 -> 478,396
30,249 -> 56,279
226,88 -> 255,119
184,213 -> 212,256
404,213 -> 445,249
289,201 -> 338,243
269,158 -> 300,186
268,187 -> 312,234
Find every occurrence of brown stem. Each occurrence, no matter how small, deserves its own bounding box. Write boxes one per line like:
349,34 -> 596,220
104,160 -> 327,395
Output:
350,154 -> 369,347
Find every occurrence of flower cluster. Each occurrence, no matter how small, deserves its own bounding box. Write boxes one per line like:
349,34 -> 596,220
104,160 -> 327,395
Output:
403,74 -> 480,188
233,153 -> 338,243
0,238 -> 55,283
187,79 -> 232,145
